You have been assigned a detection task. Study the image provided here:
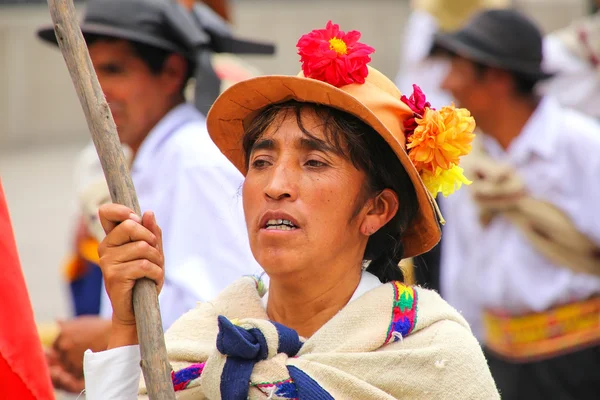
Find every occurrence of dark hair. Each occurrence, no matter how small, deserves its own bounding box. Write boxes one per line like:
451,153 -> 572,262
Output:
242,101 -> 419,283
85,35 -> 195,94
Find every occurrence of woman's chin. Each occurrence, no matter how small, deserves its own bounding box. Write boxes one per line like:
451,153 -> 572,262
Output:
255,252 -> 304,278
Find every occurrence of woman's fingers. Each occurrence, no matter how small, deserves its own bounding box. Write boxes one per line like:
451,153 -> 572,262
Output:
142,211 -> 163,253
100,218 -> 157,250
101,258 -> 164,328
121,259 -> 164,287
104,240 -> 163,267
102,260 -> 165,296
103,259 -> 165,297
98,203 -> 140,235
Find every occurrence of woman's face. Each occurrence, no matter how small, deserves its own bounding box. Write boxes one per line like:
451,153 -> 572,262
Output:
242,110 -> 370,279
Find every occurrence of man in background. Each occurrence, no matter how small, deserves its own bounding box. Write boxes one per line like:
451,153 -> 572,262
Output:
394,0 -> 510,291
36,0 -> 273,392
434,9 -> 600,398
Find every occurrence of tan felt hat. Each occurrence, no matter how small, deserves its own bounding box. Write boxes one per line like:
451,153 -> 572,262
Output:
206,66 -> 443,258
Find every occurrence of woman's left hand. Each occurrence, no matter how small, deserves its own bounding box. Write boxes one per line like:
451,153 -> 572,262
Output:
97,204 -> 164,343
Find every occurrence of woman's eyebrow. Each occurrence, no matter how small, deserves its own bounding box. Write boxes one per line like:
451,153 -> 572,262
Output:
251,138 -> 276,152
299,137 -> 336,153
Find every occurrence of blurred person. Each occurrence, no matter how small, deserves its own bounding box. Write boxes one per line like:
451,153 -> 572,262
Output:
539,0 -> 600,120
395,0 -> 509,109
35,0 -> 273,392
82,21 -> 499,399
434,9 -> 600,399
394,0 -> 510,291
41,0 -> 272,323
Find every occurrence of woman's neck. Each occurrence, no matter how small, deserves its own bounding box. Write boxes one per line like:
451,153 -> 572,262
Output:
266,266 -> 362,338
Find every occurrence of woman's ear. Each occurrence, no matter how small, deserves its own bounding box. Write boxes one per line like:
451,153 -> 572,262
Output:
360,188 -> 399,236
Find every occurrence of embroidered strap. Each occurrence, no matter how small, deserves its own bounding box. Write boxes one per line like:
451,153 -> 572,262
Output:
254,378 -> 299,399
171,362 -> 205,392
385,282 -> 418,344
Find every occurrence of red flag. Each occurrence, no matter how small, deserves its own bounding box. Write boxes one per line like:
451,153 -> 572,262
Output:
0,180 -> 54,399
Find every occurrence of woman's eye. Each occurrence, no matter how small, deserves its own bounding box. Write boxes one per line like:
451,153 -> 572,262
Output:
251,159 -> 270,169
305,159 -> 327,168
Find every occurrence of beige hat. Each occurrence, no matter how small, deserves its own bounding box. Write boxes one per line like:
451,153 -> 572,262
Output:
206,21 -> 474,258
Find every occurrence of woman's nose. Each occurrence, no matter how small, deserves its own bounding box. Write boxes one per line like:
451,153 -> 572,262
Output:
264,161 -> 298,201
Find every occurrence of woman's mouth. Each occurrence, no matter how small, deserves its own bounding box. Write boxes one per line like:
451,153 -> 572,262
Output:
264,219 -> 297,231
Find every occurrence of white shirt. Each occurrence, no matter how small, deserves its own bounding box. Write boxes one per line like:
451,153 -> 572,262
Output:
539,33 -> 600,120
440,97 -> 600,341
83,271 -> 383,399
98,103 -> 263,329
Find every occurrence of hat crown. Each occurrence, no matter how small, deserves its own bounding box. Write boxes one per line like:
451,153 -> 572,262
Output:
82,0 -> 194,55
357,66 -> 403,99
85,0 -> 164,27
298,66 -> 410,150
297,66 -> 401,104
462,9 -> 544,64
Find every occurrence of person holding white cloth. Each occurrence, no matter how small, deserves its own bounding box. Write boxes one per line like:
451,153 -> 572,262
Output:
434,9 -> 600,399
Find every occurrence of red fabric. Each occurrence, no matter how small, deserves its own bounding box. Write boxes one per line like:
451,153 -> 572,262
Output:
0,180 -> 54,399
0,355 -> 37,399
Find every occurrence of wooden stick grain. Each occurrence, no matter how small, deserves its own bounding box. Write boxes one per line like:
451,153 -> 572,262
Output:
46,0 -> 175,398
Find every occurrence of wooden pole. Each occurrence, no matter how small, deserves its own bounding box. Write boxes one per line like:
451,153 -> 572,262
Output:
46,0 -> 175,398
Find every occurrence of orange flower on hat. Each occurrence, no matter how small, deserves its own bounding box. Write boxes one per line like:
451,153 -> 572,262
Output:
408,106 -> 475,173
297,21 -> 375,87
401,85 -> 476,197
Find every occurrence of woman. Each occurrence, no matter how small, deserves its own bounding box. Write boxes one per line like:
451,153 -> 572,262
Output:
84,22 -> 498,399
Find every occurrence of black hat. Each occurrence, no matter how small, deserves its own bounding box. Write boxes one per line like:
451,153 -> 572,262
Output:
37,0 -> 276,115
37,0 -> 275,58
38,0 -> 194,57
432,9 -> 553,80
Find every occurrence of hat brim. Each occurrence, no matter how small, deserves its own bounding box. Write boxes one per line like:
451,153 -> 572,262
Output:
37,23 -> 191,58
206,75 -> 442,259
433,32 -> 554,81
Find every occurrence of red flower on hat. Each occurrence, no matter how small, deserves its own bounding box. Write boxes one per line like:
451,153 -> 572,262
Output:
297,21 -> 375,88
400,84 -> 432,135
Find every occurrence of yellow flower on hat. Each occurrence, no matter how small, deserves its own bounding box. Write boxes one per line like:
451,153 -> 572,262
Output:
421,165 -> 472,198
